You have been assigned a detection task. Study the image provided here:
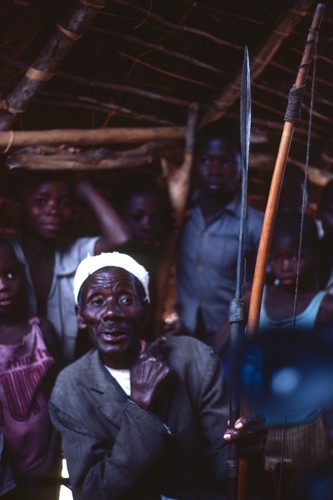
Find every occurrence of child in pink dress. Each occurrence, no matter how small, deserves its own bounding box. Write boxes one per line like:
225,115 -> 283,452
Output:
0,237 -> 62,500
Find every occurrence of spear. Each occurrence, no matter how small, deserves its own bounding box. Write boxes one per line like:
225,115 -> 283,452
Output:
227,45 -> 251,500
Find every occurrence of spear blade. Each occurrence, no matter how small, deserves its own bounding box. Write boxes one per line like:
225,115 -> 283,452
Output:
240,46 -> 251,177
236,45 -> 251,299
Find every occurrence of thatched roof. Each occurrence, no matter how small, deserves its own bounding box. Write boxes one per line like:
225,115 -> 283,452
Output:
0,0 -> 332,213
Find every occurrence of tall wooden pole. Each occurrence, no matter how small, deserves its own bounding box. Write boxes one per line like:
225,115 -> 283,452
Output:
247,3 -> 326,337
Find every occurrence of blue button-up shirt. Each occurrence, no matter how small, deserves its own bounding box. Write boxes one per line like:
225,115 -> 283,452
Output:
176,194 -> 263,340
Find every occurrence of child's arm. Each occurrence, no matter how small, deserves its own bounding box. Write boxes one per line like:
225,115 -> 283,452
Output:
75,177 -> 130,253
38,317 -> 65,395
39,316 -> 64,368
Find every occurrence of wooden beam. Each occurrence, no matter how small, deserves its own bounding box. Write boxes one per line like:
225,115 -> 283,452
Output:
5,142 -> 183,171
0,127 -> 185,151
201,0 -> 317,126
0,0 -> 105,131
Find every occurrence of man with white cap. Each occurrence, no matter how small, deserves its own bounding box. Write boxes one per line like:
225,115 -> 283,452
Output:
49,252 -> 266,500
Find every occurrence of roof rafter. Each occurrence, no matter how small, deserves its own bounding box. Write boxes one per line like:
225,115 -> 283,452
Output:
0,0 -> 105,131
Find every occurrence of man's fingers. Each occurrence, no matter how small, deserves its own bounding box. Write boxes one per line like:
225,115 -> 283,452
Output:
139,339 -> 147,353
224,412 -> 267,443
138,338 -> 160,359
145,336 -> 167,358
235,412 -> 265,429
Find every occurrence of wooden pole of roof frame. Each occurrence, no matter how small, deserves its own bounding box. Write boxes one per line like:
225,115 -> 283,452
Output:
153,103 -> 198,333
200,0 -> 317,127
0,127 -> 185,152
5,141 -> 183,171
0,0 -> 106,131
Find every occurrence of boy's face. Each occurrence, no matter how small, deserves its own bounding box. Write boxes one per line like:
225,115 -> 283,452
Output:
269,236 -> 316,286
196,137 -> 240,198
122,193 -> 164,250
21,180 -> 73,240
0,245 -> 23,317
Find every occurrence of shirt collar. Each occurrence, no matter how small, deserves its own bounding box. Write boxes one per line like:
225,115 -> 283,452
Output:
192,189 -> 241,216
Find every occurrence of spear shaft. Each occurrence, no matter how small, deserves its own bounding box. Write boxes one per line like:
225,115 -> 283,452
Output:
227,46 -> 251,500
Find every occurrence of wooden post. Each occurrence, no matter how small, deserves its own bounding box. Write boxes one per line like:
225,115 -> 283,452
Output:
153,104 -> 198,332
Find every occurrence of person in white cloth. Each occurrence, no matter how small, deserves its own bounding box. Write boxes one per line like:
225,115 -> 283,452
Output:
49,252 -> 266,500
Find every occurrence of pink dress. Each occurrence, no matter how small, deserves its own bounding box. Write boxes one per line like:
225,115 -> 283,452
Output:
0,317 -> 55,476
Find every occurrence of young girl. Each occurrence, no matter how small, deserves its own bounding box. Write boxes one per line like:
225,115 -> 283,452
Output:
259,211 -> 333,332
9,168 -> 129,362
247,212 -> 333,498
0,237 -> 62,500
213,211 -> 333,347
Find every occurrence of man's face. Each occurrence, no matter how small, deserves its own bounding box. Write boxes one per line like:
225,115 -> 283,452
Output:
77,267 -> 147,368
196,137 -> 240,197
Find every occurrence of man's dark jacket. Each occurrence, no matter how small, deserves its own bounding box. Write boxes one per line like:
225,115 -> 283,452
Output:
49,336 -> 229,499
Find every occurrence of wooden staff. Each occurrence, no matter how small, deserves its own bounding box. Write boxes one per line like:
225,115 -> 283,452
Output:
247,3 -> 326,337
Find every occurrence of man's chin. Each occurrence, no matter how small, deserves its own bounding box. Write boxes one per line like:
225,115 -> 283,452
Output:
207,186 -> 233,199
101,342 -> 142,369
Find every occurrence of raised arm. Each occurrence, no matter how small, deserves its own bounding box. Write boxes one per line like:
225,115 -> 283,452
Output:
75,177 -> 130,253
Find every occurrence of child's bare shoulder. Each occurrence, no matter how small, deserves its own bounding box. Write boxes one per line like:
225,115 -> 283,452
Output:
318,293 -> 333,321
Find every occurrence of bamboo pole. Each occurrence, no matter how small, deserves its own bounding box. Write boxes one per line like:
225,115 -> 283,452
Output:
0,0 -> 105,131
0,127 -> 185,152
247,3 -> 326,336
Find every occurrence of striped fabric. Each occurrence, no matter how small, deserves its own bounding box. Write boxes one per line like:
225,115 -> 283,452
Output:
265,414 -> 330,475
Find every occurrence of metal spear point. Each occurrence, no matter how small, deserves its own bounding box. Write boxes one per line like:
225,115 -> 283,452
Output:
227,45 -> 251,500
237,45 -> 251,300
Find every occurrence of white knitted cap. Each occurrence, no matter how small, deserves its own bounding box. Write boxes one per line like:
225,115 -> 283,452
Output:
73,252 -> 150,303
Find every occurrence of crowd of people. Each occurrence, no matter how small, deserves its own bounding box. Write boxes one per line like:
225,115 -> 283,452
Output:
1,119 -> 333,499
